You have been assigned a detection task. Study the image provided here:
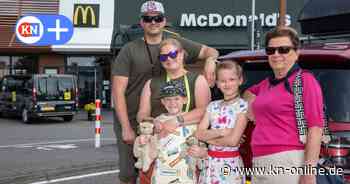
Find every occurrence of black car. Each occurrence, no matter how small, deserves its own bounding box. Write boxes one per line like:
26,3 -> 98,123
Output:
0,74 -> 78,123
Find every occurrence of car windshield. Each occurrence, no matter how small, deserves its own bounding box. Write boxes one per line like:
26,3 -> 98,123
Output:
313,69 -> 350,122
242,62 -> 350,122
36,76 -> 74,101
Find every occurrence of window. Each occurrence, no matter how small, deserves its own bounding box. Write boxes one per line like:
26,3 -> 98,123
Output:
0,56 -> 38,76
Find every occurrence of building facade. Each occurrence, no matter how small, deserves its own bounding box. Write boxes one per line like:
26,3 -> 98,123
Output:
0,0 -> 309,108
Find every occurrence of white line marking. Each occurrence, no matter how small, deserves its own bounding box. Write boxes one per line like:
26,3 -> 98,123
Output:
29,169 -> 120,184
0,138 -> 116,149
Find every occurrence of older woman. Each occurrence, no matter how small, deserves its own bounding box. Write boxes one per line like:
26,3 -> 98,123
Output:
137,38 -> 211,184
244,27 -> 324,184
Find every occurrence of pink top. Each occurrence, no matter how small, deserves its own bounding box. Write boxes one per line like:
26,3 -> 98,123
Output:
248,70 -> 324,157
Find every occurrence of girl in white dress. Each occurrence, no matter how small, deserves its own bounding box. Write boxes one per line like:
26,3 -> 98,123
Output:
196,60 -> 248,184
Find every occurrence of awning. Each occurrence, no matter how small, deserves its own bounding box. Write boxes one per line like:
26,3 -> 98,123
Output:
298,0 -> 350,35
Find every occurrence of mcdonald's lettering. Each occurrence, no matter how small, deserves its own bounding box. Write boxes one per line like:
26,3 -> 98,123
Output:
73,4 -> 99,27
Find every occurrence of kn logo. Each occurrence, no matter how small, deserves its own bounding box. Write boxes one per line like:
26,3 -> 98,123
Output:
15,14 -> 74,46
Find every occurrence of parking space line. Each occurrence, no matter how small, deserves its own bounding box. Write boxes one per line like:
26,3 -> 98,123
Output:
0,138 -> 116,148
29,169 -> 120,184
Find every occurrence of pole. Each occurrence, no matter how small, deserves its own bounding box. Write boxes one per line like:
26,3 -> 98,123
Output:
278,0 -> 286,27
251,0 -> 256,50
95,99 -> 101,148
94,67 -> 97,102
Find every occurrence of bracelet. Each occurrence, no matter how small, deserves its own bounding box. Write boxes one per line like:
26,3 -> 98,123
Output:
176,115 -> 185,127
304,160 -> 318,167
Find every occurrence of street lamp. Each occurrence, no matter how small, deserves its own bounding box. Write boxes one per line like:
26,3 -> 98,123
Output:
278,0 -> 286,27
251,0 -> 255,50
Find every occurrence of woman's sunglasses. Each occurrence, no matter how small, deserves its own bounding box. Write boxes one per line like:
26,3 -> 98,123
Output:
265,46 -> 295,55
159,50 -> 179,62
142,15 -> 164,23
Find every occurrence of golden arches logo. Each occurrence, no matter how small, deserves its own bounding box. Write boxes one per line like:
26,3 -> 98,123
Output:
73,4 -> 99,27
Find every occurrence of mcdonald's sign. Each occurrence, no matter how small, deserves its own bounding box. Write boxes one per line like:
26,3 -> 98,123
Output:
73,4 -> 99,27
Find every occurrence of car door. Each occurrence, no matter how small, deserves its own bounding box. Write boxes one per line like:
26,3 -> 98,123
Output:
0,76 -> 16,113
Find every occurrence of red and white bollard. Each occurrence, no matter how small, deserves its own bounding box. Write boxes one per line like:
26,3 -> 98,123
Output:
95,99 -> 101,148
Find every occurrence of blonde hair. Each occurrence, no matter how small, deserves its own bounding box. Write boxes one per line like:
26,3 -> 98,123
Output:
160,38 -> 183,50
216,60 -> 243,79
159,38 -> 188,59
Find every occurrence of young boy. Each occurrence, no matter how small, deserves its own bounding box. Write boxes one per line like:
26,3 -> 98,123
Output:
150,81 -> 207,184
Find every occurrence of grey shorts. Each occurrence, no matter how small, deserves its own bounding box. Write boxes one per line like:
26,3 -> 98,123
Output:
113,113 -> 138,182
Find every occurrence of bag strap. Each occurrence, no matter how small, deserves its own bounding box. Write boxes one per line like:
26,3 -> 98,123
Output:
293,69 -> 331,144
293,69 -> 308,144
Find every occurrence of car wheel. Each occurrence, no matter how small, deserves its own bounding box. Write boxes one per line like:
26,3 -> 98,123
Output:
22,108 -> 31,124
63,115 -> 73,122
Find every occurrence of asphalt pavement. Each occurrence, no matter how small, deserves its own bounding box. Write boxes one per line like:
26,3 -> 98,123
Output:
0,109 -> 121,184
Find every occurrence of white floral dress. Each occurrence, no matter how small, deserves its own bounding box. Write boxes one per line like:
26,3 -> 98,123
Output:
199,98 -> 247,184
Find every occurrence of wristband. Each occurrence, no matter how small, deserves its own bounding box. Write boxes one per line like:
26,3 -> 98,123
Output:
176,115 -> 185,127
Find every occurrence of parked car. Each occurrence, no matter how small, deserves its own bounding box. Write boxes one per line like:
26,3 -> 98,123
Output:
0,74 -> 78,123
219,42 -> 350,182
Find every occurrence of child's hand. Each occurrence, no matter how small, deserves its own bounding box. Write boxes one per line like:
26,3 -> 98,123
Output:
139,135 -> 150,145
153,119 -> 163,133
158,129 -> 169,138
162,118 -> 177,133
240,134 -> 246,144
187,145 -> 208,158
219,128 -> 232,137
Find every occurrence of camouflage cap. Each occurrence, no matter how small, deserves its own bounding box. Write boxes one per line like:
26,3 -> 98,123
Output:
159,80 -> 186,98
140,1 -> 165,15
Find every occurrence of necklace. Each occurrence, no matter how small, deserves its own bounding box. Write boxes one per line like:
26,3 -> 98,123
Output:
222,93 -> 240,105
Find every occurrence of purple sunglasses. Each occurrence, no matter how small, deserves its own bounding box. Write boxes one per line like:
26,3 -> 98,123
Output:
159,50 -> 179,62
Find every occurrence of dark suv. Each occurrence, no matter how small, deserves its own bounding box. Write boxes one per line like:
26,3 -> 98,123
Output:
0,74 -> 78,123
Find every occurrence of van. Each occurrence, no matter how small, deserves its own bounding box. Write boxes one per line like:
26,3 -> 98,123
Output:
0,74 -> 78,123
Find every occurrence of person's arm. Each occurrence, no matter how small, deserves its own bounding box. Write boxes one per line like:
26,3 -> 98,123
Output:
194,111 -> 217,141
194,110 -> 231,142
299,72 -> 324,184
206,113 -> 248,147
299,127 -> 322,184
177,37 -> 219,86
199,45 -> 219,87
137,79 -> 152,123
182,75 -> 211,124
112,75 -> 135,144
197,45 -> 219,61
304,127 -> 322,166
243,90 -> 256,122
160,75 -> 210,133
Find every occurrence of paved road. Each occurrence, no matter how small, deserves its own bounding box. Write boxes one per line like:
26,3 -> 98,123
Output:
0,111 -> 120,184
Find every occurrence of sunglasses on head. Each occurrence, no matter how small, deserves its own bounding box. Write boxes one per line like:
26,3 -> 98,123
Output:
159,50 -> 179,62
265,46 -> 296,55
142,15 -> 164,23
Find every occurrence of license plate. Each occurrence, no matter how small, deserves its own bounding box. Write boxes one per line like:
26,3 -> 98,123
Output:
41,106 -> 55,111
64,106 -> 72,110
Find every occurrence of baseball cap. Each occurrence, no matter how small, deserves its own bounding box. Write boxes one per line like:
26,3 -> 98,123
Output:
159,81 -> 186,98
140,1 -> 165,15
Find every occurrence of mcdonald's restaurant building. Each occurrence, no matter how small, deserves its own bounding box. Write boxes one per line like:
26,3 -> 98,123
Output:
0,0 -> 311,108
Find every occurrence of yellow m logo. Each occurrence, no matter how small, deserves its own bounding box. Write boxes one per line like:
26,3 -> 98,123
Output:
73,4 -> 99,27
